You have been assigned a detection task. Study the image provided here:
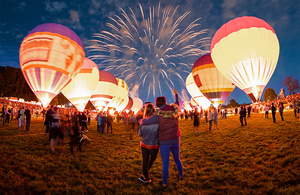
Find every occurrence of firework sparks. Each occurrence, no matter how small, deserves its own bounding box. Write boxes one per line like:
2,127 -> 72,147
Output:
88,3 -> 210,102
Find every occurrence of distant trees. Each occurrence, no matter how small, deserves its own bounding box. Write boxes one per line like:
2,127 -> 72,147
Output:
264,87 -> 277,101
0,66 -> 37,101
227,99 -> 240,108
283,76 -> 300,95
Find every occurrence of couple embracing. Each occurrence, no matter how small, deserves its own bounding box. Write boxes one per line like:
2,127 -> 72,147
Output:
138,89 -> 183,189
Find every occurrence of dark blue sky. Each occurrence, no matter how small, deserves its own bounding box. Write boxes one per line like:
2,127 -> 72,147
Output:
0,0 -> 299,105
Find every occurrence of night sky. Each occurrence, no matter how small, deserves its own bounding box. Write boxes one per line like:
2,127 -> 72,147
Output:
0,0 -> 299,105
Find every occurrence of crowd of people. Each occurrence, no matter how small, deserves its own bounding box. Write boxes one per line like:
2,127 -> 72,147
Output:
1,92 -> 299,189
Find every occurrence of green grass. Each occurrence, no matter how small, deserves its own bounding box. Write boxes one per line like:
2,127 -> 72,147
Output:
0,111 -> 299,194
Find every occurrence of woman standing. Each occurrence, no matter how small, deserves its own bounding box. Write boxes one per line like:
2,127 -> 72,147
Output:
193,108 -> 200,135
138,103 -> 159,184
208,108 -> 214,131
279,102 -> 284,121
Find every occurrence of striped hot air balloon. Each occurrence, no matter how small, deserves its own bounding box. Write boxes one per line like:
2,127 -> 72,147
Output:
210,16 -> 280,102
61,58 -> 99,112
19,23 -> 85,107
186,72 -> 211,109
90,70 -> 118,111
192,53 -> 235,107
123,96 -> 133,111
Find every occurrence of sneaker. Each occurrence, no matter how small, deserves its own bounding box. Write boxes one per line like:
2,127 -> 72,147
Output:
163,184 -> 167,189
138,176 -> 152,184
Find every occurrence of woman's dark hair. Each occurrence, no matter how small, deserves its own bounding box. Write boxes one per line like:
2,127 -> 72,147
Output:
144,103 -> 156,118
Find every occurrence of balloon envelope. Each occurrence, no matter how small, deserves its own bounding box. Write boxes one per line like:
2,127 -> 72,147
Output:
210,16 -> 280,102
186,72 -> 211,109
19,23 -> 85,107
131,97 -> 143,113
192,53 -> 235,106
109,78 -> 129,111
90,70 -> 118,111
61,58 -> 99,112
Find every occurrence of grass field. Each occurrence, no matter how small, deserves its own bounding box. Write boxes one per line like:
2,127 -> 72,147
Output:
0,111 -> 299,194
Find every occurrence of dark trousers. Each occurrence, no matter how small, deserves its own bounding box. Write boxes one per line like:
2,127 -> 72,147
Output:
280,112 -> 284,121
5,116 -> 10,125
265,111 -> 269,118
272,112 -> 276,123
81,122 -> 87,131
26,119 -> 30,131
107,123 -> 112,133
141,147 -> 159,180
240,116 -> 247,126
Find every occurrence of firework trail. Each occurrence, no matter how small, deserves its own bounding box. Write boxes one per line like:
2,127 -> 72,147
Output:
88,3 -> 210,102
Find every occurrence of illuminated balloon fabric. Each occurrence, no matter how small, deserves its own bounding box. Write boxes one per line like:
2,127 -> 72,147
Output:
210,16 -> 280,102
123,97 -> 133,111
131,97 -> 143,113
185,72 -> 211,109
61,58 -> 99,112
90,70 -> 118,111
190,97 -> 199,108
109,78 -> 129,110
192,54 -> 235,106
19,23 -> 85,107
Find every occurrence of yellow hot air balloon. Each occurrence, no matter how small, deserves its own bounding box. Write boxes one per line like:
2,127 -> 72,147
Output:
109,78 -> 129,110
192,53 -> 235,107
90,71 -> 118,111
186,72 -> 211,109
210,16 -> 280,102
19,23 -> 85,107
61,58 -> 99,112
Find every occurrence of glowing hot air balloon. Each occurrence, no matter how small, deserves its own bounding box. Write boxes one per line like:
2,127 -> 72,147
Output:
210,16 -> 280,102
109,78 -> 129,110
19,23 -> 85,107
186,72 -> 211,109
131,97 -> 143,113
90,70 -> 118,111
61,58 -> 99,112
192,53 -> 235,107
123,96 -> 133,111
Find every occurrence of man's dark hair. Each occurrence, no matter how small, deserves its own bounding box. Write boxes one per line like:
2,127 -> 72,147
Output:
155,96 -> 166,108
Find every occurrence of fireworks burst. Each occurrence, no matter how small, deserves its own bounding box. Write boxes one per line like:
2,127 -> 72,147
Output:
88,3 -> 210,102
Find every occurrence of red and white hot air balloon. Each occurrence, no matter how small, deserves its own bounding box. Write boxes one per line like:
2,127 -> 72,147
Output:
186,72 -> 211,109
210,16 -> 280,102
123,96 -> 133,111
90,70 -> 118,111
61,58 -> 99,112
19,23 -> 85,107
192,53 -> 235,107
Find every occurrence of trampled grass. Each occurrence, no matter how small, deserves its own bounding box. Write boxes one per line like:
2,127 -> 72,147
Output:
0,111 -> 299,194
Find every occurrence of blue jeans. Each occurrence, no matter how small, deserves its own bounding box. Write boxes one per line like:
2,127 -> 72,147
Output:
160,143 -> 183,185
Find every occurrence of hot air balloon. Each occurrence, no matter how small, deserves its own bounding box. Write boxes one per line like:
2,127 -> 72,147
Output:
210,16 -> 280,102
190,97 -> 199,108
131,97 -> 143,113
123,96 -> 133,111
186,72 -> 211,109
61,58 -> 99,112
109,78 -> 129,110
90,70 -> 118,111
19,23 -> 85,107
192,53 -> 235,107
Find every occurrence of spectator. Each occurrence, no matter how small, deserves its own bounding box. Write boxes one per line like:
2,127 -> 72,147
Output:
138,103 -> 159,184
